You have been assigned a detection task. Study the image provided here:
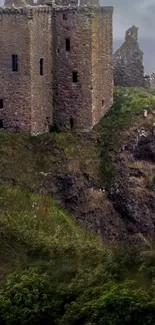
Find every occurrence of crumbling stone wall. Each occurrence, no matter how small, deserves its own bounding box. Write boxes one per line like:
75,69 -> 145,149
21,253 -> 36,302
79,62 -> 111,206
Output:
150,72 -> 155,90
113,26 -> 144,87
144,75 -> 151,88
53,6 -> 113,132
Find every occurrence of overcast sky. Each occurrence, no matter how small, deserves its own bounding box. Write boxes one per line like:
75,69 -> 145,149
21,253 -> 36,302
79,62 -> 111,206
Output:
102,0 -> 155,39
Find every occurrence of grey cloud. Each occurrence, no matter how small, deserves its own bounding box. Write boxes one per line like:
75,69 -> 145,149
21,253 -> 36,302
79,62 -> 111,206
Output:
102,0 -> 155,39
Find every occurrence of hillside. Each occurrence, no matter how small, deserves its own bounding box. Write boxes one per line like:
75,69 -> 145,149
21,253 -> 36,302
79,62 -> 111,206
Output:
1,87 -> 155,245
1,87 -> 155,323
1,185 -> 155,324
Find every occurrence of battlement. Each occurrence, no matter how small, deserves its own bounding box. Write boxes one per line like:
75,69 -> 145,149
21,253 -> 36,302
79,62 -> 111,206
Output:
0,5 -> 51,16
52,5 -> 113,12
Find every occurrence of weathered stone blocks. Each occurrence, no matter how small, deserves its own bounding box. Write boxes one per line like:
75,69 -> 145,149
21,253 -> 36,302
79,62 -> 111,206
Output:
0,1 -> 113,134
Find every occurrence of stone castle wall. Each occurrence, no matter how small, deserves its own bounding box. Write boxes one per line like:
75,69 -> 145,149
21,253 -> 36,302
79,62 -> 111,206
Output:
0,7 -> 53,133
29,7 -> 53,134
53,6 -> 113,132
92,7 -> 113,126
0,2 -> 113,134
53,7 -> 93,132
0,8 -> 32,132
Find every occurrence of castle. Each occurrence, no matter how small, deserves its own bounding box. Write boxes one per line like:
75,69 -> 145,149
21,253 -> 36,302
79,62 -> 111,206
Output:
0,0 -> 113,134
113,26 -> 144,88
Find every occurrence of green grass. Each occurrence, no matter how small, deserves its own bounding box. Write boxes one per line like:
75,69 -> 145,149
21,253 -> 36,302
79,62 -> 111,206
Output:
98,87 -> 155,186
1,185 -> 155,324
1,87 -> 155,324
0,185 -> 104,281
0,130 -> 100,193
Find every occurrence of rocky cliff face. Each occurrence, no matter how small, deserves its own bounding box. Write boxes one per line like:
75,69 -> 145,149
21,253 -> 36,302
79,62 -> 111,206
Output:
113,26 -> 144,87
1,87 -> 155,247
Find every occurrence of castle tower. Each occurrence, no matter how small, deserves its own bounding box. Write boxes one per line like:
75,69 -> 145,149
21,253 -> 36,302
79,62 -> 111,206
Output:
0,7 -> 52,133
52,4 -> 113,131
0,0 -> 113,134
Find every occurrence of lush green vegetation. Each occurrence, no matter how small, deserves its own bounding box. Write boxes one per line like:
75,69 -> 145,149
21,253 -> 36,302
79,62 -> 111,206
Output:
0,185 -> 155,324
1,87 -> 155,324
98,87 -> 155,186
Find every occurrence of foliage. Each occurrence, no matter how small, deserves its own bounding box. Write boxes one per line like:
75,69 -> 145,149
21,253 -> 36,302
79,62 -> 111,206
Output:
0,185 -> 155,324
60,281 -> 155,325
1,87 -> 155,323
99,87 -> 155,186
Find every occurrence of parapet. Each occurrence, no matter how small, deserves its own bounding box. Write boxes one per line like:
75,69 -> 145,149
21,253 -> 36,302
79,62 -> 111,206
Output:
44,0 -> 99,6
0,5 -> 51,15
4,0 -> 27,7
51,5 -> 113,14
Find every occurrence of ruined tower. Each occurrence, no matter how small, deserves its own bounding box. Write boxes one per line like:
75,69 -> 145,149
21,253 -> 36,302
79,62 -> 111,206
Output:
0,0 -> 113,134
113,26 -> 144,88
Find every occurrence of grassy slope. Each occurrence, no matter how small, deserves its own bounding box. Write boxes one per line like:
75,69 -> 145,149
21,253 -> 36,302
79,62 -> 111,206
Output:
0,184 -> 154,285
98,87 -> 155,185
0,185 -> 104,282
1,88 -> 155,323
0,131 -> 100,193
0,87 -> 155,276
1,87 -> 155,192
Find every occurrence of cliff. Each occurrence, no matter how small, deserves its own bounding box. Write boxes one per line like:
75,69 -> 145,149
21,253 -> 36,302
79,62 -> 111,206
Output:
1,87 -> 155,247
1,87 -> 155,323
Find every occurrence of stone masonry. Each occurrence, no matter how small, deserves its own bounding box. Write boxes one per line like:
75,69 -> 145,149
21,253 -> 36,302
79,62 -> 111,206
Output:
113,26 -> 144,87
0,0 -> 113,134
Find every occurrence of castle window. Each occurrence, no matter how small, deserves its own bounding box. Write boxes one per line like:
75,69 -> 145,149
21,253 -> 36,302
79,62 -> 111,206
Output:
70,117 -> 74,130
63,13 -> 68,20
65,38 -> 70,52
72,71 -> 78,83
102,99 -> 105,107
40,58 -> 44,76
12,55 -> 18,72
0,120 -> 3,129
0,99 -> 3,109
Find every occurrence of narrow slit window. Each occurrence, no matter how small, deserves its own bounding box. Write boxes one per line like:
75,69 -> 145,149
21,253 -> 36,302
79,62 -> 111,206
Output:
72,71 -> 78,83
63,13 -> 67,20
102,99 -> 105,107
0,120 -> 3,129
12,55 -> 18,72
70,117 -> 74,130
65,38 -> 70,52
0,99 -> 3,109
40,58 -> 44,76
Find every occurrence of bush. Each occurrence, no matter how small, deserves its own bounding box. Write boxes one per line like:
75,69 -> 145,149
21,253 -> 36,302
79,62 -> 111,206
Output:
60,281 -> 155,325
0,268 -> 67,325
